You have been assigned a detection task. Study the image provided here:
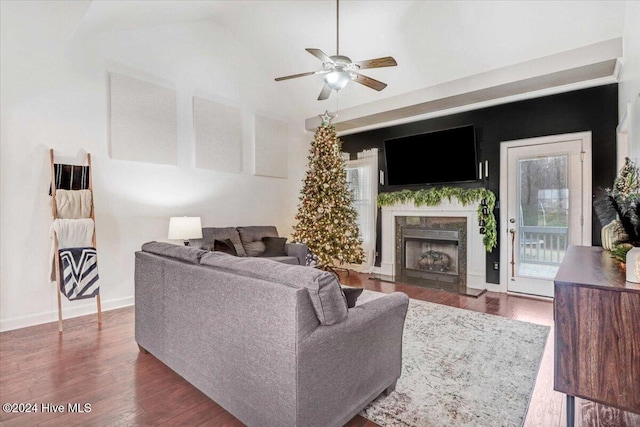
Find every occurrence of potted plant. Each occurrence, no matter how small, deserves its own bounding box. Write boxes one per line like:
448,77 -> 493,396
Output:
595,157 -> 640,280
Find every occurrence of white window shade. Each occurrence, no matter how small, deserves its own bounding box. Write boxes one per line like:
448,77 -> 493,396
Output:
346,149 -> 379,271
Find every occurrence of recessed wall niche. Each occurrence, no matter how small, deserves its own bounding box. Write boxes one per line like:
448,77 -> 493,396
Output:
254,114 -> 288,178
193,96 -> 243,173
109,72 -> 177,165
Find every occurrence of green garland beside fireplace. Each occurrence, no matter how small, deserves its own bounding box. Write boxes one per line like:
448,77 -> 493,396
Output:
377,188 -> 497,252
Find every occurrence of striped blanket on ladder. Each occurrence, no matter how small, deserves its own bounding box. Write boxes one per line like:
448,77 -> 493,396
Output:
58,247 -> 100,300
49,163 -> 90,195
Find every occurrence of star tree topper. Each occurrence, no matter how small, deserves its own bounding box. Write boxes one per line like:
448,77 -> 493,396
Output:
319,110 -> 335,126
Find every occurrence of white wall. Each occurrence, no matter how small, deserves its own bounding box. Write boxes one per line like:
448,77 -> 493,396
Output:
620,1 -> 640,158
0,3 -> 310,331
2,0 -> 636,331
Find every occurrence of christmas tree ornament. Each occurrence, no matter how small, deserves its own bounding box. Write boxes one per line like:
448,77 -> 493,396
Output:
319,110 -> 335,126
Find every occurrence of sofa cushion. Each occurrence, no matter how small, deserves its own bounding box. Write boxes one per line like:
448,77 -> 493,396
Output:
237,226 -> 278,254
213,239 -> 238,256
341,287 -> 364,308
191,227 -> 247,257
142,241 -> 207,264
200,252 -> 348,325
284,242 -> 309,266
243,240 -> 266,257
262,237 -> 288,257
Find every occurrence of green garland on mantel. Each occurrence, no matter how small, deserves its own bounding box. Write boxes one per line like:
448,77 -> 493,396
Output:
377,187 -> 497,252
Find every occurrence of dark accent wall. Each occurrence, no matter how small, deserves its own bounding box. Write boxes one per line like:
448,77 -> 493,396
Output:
341,84 -> 618,284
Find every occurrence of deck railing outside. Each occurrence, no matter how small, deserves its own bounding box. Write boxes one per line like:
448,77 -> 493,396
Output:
519,225 -> 568,265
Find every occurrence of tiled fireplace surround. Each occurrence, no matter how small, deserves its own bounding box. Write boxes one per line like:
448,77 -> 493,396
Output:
380,201 -> 487,295
395,216 -> 467,293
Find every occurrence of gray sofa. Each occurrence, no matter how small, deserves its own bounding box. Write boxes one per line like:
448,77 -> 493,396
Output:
135,242 -> 409,427
189,225 -> 308,265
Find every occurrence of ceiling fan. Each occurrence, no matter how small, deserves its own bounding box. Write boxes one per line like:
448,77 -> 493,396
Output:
274,0 -> 397,101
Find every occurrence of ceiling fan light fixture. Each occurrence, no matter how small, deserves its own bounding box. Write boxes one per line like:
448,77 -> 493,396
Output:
274,0 -> 396,100
324,70 -> 351,91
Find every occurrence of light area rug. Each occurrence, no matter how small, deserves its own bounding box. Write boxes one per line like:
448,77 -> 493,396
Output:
359,297 -> 550,427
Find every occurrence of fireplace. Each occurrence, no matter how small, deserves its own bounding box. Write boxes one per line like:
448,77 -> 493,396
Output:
403,228 -> 459,276
395,216 -> 467,293
379,201 -> 486,296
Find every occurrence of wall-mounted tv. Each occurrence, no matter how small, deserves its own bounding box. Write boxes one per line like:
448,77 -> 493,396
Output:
383,125 -> 478,186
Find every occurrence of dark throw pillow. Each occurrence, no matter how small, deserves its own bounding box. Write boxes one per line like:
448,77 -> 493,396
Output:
341,287 -> 364,308
213,239 -> 238,256
261,236 -> 288,257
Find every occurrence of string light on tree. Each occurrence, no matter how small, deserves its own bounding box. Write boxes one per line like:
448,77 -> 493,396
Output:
291,114 -> 364,268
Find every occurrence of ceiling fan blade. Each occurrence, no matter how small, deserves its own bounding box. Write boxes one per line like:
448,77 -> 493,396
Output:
275,71 -> 317,81
318,84 -> 332,101
306,48 -> 335,64
352,72 -> 387,91
354,56 -> 397,70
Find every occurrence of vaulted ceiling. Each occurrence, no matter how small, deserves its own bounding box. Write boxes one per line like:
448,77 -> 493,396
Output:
2,0 -> 629,129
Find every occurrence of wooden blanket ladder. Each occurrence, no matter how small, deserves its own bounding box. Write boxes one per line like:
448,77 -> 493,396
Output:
49,149 -> 102,332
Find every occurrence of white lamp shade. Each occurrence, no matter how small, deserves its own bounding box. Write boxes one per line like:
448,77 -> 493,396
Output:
324,70 -> 351,91
168,217 -> 203,240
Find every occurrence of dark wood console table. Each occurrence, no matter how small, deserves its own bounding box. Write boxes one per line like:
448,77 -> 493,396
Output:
553,245 -> 640,426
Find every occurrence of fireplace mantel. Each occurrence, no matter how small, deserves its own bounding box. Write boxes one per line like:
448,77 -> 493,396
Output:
380,201 -> 487,292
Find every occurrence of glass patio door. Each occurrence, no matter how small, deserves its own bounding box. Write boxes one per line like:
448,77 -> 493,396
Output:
503,134 -> 590,297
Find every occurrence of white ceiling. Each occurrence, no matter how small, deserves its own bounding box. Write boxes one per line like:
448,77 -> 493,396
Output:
2,0 -> 629,126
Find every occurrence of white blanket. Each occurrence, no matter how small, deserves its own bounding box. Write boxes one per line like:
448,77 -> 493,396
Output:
49,218 -> 95,282
54,189 -> 92,219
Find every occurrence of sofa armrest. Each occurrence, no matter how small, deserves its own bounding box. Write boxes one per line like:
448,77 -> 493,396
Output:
285,242 -> 309,266
296,291 -> 409,426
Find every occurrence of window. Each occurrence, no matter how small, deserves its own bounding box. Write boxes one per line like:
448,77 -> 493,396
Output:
346,149 -> 378,270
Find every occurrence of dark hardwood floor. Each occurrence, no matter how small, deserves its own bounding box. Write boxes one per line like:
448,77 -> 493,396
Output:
1,273 -> 638,426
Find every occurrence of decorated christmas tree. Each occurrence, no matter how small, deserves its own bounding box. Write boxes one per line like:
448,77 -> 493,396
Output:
292,112 -> 365,268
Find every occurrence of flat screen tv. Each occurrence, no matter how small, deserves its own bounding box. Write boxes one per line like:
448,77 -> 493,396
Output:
383,125 -> 478,186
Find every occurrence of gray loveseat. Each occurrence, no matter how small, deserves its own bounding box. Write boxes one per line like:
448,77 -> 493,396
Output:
135,242 -> 409,427
189,225 -> 308,265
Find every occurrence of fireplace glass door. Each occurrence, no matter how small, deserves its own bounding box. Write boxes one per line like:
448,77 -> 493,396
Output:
400,227 -> 461,288
404,238 -> 459,276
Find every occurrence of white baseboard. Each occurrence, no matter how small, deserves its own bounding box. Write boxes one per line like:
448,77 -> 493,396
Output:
506,291 -> 553,302
486,283 -> 502,293
468,282 -> 502,293
369,266 -> 382,275
0,296 -> 134,332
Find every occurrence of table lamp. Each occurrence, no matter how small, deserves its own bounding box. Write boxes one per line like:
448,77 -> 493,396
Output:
168,216 -> 203,246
